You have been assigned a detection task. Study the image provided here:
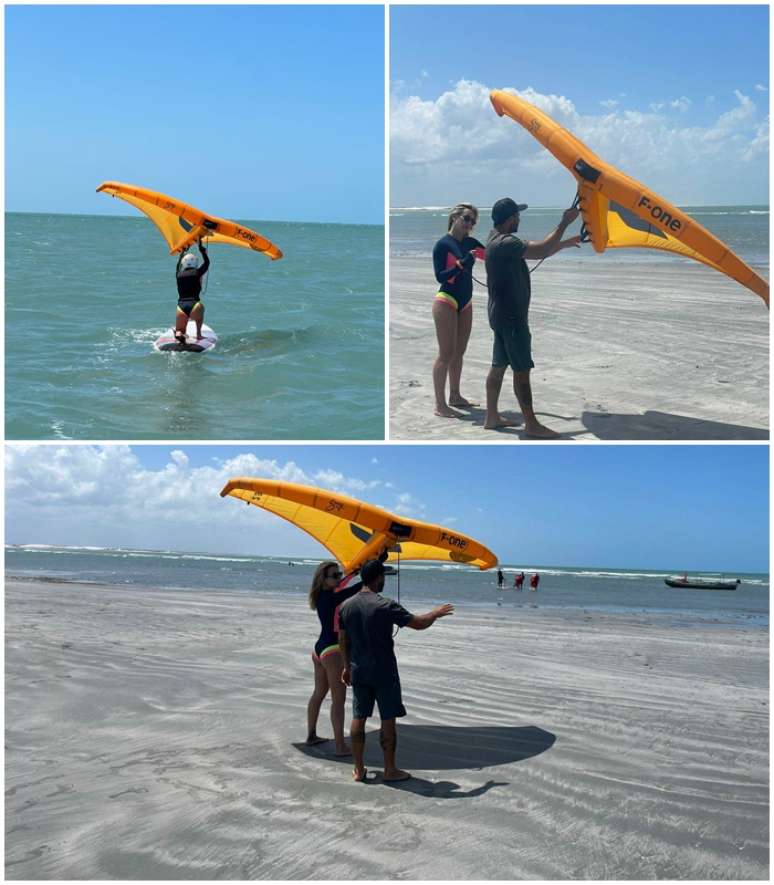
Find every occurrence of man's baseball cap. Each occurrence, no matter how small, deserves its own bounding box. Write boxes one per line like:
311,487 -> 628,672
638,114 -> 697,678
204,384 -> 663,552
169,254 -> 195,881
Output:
360,559 -> 388,584
492,198 -> 528,225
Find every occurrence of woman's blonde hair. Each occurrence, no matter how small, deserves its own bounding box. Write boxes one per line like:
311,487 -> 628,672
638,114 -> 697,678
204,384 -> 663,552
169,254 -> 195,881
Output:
447,203 -> 478,231
309,560 -> 340,610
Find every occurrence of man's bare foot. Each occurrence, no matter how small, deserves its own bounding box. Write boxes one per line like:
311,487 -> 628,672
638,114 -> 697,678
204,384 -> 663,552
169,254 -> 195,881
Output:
484,413 -> 519,430
383,768 -> 412,782
434,406 -> 463,418
335,745 -> 352,757
525,422 -> 561,439
449,396 -> 478,409
353,766 -> 368,782
305,734 -> 328,746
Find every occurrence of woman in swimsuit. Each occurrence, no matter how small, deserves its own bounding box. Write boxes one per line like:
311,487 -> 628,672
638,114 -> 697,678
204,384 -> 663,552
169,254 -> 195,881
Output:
431,203 -> 485,417
305,560 -> 363,754
174,241 -> 209,345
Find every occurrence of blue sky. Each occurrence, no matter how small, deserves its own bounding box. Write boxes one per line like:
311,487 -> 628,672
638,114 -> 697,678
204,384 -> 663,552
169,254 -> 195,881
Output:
391,5 -> 769,206
6,444 -> 769,572
5,5 -> 384,224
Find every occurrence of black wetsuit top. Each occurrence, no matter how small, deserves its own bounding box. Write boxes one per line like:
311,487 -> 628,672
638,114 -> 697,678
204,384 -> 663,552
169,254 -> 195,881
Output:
314,581 -> 363,658
176,250 -> 210,303
432,234 -> 485,311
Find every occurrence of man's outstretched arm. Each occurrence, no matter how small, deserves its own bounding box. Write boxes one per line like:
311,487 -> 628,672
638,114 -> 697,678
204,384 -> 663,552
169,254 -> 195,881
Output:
407,603 -> 454,630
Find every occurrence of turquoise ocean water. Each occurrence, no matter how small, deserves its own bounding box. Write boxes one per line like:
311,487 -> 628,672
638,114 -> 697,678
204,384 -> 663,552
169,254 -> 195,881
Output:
6,213 -> 384,440
6,545 -> 768,629
390,205 -> 770,272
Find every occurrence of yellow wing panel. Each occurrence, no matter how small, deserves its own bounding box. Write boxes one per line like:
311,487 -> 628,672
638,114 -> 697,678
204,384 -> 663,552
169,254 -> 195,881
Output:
220,478 -> 498,573
96,181 -> 283,260
490,90 -> 768,305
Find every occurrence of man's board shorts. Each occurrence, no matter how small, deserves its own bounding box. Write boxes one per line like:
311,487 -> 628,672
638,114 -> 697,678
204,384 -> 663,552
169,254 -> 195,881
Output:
435,290 -> 473,313
492,323 -> 535,372
177,298 -> 202,317
352,677 -> 407,721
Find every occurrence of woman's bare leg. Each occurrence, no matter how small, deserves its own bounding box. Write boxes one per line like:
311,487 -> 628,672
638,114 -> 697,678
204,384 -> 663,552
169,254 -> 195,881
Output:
190,302 -> 205,340
175,307 -> 188,340
322,652 -> 350,755
432,300 -> 461,417
448,306 -> 478,407
306,656 -> 329,744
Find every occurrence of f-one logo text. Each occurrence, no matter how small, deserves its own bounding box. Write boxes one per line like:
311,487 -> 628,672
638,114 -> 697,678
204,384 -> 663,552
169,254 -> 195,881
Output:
638,196 -> 682,232
441,532 -> 468,549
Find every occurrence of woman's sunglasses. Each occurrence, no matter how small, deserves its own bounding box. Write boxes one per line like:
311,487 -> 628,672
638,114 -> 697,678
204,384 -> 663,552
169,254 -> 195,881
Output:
327,570 -> 343,580
462,215 -> 477,224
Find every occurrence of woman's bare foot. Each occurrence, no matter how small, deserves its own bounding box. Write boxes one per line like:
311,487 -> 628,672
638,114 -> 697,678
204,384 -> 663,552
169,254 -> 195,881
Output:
484,414 -> 519,430
305,733 -> 328,746
435,405 -> 463,418
525,421 -> 561,439
449,395 -> 478,409
353,766 -> 368,782
383,768 -> 412,782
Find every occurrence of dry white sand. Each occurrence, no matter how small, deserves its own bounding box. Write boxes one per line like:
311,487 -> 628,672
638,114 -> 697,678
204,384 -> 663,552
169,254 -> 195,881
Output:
5,578 -> 769,880
389,257 -> 769,440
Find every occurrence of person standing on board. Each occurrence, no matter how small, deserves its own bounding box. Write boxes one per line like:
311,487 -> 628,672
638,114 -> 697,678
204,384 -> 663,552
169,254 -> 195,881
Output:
338,558 -> 454,783
431,204 -> 486,418
174,240 -> 209,344
484,199 -> 581,437
530,572 -> 540,592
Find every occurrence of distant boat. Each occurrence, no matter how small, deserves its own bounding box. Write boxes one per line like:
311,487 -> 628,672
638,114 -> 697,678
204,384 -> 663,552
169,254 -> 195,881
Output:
664,575 -> 741,591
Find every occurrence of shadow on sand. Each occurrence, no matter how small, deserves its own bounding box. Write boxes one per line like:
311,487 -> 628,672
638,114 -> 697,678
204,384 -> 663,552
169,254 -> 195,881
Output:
294,724 -> 556,798
582,409 -> 769,441
444,405 -> 585,440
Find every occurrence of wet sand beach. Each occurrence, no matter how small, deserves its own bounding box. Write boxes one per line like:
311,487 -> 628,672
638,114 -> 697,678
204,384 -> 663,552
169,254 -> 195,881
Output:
389,257 -> 769,440
6,578 -> 769,879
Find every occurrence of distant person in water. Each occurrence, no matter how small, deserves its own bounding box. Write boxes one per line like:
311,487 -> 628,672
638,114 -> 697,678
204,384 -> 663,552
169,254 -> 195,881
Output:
530,572 -> 540,592
497,568 -> 505,589
338,558 -> 454,783
175,240 -> 209,344
431,204 -> 485,418
305,560 -> 365,756
514,571 -> 525,590
484,199 -> 581,437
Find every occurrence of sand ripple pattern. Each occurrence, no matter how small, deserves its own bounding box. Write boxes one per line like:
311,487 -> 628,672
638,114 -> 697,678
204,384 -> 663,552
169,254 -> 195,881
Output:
5,581 -> 768,879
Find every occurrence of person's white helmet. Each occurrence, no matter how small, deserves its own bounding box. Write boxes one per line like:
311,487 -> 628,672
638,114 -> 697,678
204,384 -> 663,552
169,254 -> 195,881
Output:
180,252 -> 198,270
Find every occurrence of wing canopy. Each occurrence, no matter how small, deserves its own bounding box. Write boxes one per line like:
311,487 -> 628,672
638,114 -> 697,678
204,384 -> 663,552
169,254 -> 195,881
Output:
490,90 -> 768,305
220,478 -> 498,573
96,181 -> 283,260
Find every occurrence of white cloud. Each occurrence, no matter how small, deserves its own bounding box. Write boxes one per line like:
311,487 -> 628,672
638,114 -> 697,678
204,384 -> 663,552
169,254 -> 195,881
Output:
391,81 -> 768,205
4,447 -> 423,556
393,491 -> 427,519
600,99 -> 619,110
755,84 -> 767,92
669,97 -> 692,112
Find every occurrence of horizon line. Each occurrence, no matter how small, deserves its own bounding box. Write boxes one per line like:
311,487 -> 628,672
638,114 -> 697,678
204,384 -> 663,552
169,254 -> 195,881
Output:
4,209 -> 383,228
5,543 -> 765,577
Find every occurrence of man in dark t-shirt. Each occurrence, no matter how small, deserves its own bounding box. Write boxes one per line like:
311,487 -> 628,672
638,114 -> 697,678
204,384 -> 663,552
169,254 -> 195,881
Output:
338,558 -> 454,783
484,198 -> 581,438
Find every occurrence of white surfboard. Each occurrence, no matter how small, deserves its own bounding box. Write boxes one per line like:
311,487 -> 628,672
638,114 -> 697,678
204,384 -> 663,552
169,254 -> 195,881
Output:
154,321 -> 218,353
